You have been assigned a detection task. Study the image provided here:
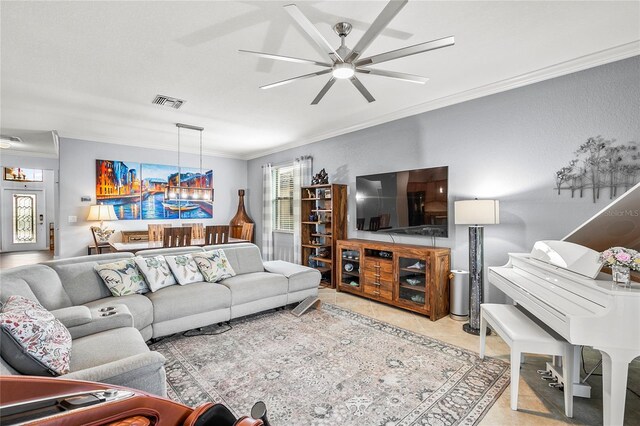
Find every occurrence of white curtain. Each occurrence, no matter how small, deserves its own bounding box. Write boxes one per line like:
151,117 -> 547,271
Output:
261,163 -> 274,261
293,156 -> 313,264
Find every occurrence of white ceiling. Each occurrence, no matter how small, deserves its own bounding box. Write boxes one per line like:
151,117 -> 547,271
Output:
1,1 -> 639,159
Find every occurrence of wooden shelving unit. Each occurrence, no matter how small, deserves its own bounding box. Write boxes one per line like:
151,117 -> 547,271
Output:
300,184 -> 347,288
336,239 -> 451,320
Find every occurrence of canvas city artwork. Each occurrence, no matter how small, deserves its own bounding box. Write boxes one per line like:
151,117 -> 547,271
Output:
95,159 -> 213,220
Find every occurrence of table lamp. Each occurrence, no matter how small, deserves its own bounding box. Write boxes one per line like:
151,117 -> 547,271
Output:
87,204 -> 118,242
454,199 -> 500,335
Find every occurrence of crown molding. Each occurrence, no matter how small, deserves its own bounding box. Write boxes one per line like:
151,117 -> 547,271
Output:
243,41 -> 640,161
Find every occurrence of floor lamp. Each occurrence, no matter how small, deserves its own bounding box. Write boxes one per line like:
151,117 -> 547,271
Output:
454,199 -> 500,335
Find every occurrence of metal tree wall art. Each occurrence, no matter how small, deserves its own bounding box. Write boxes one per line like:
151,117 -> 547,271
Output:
555,136 -> 640,202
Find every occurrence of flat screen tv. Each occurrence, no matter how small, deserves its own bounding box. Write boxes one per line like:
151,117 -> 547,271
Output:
355,166 -> 448,237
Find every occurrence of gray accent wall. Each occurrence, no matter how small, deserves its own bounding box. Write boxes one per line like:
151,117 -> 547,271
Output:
58,138 -> 247,258
247,56 -> 640,303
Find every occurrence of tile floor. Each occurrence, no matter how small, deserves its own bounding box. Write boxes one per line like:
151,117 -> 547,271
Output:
318,287 -> 640,426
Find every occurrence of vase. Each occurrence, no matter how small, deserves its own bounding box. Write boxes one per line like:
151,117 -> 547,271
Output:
612,265 -> 631,287
229,189 -> 254,239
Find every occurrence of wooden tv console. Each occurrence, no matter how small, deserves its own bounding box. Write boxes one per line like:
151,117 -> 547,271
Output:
336,239 -> 451,321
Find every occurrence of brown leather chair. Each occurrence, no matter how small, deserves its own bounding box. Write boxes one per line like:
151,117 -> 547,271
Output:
0,375 -> 264,426
204,225 -> 229,245
163,227 -> 192,248
240,223 -> 254,242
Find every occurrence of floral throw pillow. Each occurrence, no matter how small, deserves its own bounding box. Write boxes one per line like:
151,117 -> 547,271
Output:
193,249 -> 237,283
0,295 -> 72,376
165,254 -> 204,285
134,255 -> 177,292
94,259 -> 149,296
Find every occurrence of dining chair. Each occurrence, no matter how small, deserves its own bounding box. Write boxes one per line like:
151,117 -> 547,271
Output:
368,216 -> 381,231
148,224 -> 171,242
163,227 -> 192,248
185,223 -> 205,240
240,223 -> 254,243
89,226 -> 111,254
205,225 -> 230,245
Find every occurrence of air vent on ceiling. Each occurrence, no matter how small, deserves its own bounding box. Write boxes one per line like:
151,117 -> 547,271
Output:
152,95 -> 185,109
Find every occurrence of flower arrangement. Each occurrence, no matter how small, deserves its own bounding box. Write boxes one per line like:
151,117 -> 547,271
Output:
599,247 -> 640,271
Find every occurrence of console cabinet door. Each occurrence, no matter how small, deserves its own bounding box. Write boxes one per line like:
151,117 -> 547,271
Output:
395,252 -> 430,312
338,246 -> 363,293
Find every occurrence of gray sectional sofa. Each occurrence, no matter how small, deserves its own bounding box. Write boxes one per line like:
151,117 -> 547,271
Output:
0,243 -> 320,396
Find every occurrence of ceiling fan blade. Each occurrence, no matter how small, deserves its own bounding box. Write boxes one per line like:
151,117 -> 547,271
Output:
311,77 -> 336,105
355,36 -> 455,67
349,76 -> 375,103
345,0 -> 408,63
356,68 -> 428,84
284,4 -> 344,62
239,50 -> 332,67
260,69 -> 332,90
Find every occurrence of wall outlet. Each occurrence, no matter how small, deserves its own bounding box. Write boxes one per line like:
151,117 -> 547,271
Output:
68,216 -> 77,223
80,196 -> 92,202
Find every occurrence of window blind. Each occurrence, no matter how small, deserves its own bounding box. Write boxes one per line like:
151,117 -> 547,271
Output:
274,165 -> 294,231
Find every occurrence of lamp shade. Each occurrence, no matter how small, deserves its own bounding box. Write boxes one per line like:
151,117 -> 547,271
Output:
454,200 -> 500,225
87,205 -> 118,221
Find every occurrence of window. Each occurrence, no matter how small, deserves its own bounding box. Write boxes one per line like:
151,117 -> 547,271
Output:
13,194 -> 36,243
273,165 -> 294,231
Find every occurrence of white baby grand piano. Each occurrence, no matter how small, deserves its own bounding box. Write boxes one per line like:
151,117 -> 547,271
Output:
488,182 -> 640,426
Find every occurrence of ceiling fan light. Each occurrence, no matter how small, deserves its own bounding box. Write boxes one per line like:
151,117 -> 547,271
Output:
332,63 -> 355,79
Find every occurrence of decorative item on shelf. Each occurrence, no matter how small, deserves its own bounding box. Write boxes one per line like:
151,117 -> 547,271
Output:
229,189 -> 254,241
311,169 -> 328,185
599,247 -> 639,287
344,263 -> 354,272
406,278 -> 421,286
407,261 -> 425,270
379,251 -> 392,259
411,294 -> 425,303
87,205 -> 118,242
309,214 -> 318,222
308,254 -> 317,268
455,199 -> 500,336
318,248 -> 330,258
324,189 -> 331,198
306,189 -> 314,199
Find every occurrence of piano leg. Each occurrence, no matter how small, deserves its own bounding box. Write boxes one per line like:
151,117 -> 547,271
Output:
598,348 -> 638,426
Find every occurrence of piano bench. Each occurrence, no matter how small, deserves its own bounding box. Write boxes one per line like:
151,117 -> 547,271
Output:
479,303 -> 574,418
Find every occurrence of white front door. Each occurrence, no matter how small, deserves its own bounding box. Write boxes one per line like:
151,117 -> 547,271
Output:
2,189 -> 46,252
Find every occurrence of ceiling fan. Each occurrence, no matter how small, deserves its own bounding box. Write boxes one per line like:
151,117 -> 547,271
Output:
239,0 -> 455,105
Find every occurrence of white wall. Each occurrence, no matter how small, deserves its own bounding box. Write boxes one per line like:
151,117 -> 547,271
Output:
0,154 -> 59,254
58,138 -> 247,258
246,56 -> 640,303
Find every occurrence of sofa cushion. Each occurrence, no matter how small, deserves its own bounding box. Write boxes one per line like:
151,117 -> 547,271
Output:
69,327 -> 150,372
263,260 -> 322,293
95,260 -> 150,296
165,254 -> 204,285
43,253 -> 135,305
145,282 -> 231,324
0,265 -> 71,310
84,295 -> 153,332
0,296 -> 72,376
134,255 -> 177,292
220,272 -> 287,305
193,250 -> 236,283
214,244 -> 264,275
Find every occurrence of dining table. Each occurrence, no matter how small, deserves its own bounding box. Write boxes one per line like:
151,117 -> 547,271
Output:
109,237 -> 250,253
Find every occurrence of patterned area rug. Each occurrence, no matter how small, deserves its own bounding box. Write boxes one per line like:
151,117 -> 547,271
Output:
150,304 -> 509,425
